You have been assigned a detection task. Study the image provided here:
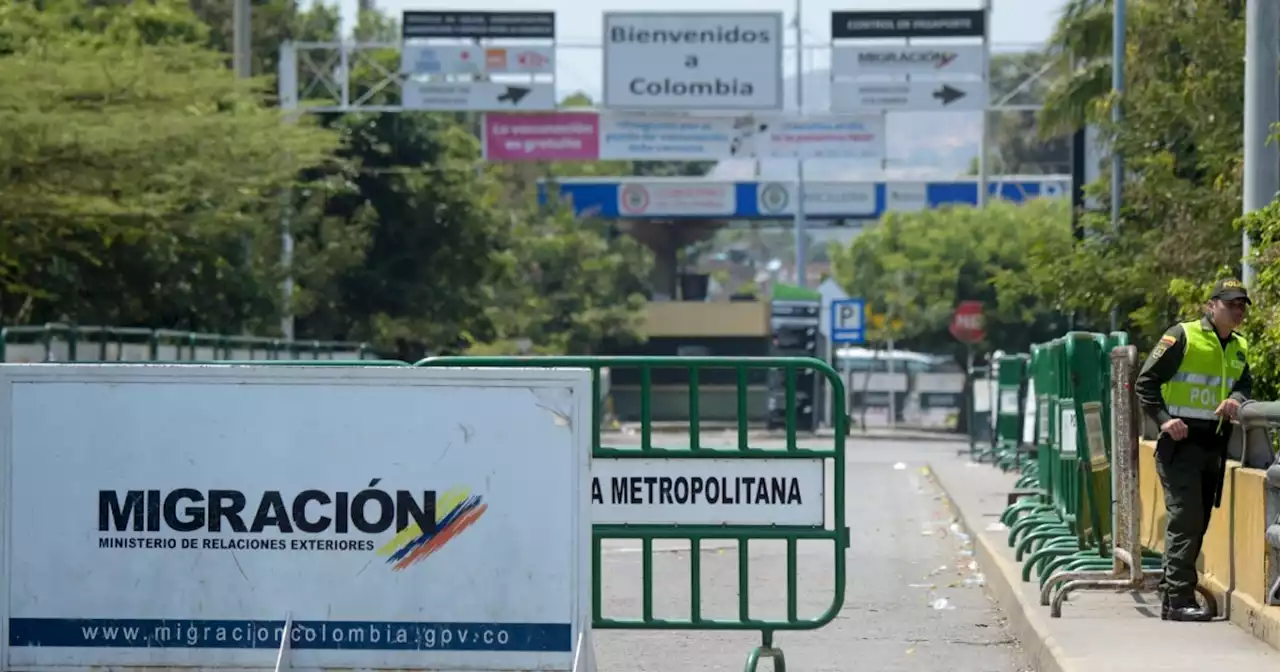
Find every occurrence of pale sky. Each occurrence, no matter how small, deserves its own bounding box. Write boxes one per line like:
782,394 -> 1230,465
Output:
332,0 -> 1067,99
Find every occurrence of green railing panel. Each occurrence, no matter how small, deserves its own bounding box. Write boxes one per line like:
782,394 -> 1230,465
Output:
995,353 -> 1030,451
414,355 -> 848,672
1066,333 -> 1112,550
1,324 -> 376,363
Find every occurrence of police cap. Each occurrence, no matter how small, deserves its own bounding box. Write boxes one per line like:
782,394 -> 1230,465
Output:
1211,278 -> 1251,305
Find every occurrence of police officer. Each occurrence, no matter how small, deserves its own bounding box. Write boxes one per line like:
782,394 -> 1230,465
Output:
1135,278 -> 1252,622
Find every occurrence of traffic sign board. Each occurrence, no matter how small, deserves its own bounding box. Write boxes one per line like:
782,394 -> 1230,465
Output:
949,301 -> 986,344
831,80 -> 987,113
830,45 -> 985,80
830,9 -> 986,40
402,11 -> 556,39
831,298 -> 867,344
402,81 -> 556,111
602,12 -> 784,111
401,45 -> 555,76
539,176 -> 1072,219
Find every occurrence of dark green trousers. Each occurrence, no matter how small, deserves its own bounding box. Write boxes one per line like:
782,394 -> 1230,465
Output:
1154,435 -> 1223,600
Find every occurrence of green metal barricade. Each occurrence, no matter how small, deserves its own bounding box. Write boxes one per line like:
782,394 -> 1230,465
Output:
415,355 -> 848,672
995,331 -> 1164,604
993,353 -> 1030,471
965,362 -> 992,460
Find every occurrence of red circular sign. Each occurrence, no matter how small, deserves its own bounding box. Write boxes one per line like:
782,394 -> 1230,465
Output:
949,300 -> 986,344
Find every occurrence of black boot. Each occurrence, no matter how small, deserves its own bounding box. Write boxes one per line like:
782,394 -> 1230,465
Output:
1162,595 -> 1211,622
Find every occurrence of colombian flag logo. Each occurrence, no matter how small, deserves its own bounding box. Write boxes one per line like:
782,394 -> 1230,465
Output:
375,487 -> 487,571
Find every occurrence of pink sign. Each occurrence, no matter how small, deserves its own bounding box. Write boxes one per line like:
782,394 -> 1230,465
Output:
483,112 -> 600,161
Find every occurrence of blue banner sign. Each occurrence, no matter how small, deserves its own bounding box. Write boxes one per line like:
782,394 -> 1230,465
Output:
536,176 -> 1070,220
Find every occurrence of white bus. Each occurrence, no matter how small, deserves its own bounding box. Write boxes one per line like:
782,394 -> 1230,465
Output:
833,346 -> 965,429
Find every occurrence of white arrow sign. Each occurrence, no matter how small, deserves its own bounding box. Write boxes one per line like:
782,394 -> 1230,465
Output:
831,80 -> 987,113
402,81 -> 557,111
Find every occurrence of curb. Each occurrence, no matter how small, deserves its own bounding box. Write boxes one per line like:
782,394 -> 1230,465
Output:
924,462 -> 1074,672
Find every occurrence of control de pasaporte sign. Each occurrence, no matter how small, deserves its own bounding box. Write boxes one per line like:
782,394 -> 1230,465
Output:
602,12 -> 784,111
830,10 -> 986,40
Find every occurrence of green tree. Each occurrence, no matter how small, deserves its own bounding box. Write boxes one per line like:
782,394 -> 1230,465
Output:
0,0 -> 355,330
1016,0 -> 1248,350
830,199 -> 1075,362
482,209 -> 652,355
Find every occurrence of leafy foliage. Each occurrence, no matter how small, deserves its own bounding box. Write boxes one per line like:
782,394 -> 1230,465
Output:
829,199 -> 1074,365
0,0 -> 655,358
1012,1 -> 1256,364
0,0 -> 347,330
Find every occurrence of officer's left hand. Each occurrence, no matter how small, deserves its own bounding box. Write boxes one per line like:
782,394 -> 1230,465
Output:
1215,398 -> 1241,419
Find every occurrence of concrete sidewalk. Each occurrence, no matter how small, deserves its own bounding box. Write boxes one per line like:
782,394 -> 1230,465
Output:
928,457 -> 1280,672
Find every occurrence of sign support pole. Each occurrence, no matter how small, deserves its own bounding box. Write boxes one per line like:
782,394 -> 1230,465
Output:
977,0 -> 991,208
793,0 -> 808,288
1243,0 -> 1280,287
1109,0 -> 1125,331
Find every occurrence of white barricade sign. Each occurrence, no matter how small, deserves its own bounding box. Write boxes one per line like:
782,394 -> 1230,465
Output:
0,364 -> 594,672
590,458 -> 825,526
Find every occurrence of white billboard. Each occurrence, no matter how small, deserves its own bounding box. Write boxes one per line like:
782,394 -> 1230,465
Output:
616,181 -> 736,216
756,182 -> 878,217
595,112 -> 883,161
0,364 -> 593,672
830,44 -> 985,79
602,12 -> 784,111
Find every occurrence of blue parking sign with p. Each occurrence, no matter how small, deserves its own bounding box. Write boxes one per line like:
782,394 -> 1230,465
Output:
831,298 -> 866,344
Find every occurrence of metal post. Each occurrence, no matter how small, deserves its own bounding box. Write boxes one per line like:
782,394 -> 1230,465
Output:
793,0 -> 808,288
977,0 -> 991,208
1243,0 -> 1280,287
965,346 -> 975,455
1109,0 -> 1125,333
887,338 -> 897,428
233,0 -> 252,79
277,44 -> 299,341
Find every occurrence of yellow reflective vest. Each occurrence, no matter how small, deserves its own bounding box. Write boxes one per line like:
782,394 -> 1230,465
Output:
1160,319 -> 1248,423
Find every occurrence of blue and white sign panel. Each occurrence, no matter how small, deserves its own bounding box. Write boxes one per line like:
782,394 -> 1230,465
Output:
539,176 -> 1070,219
831,299 -> 867,344
0,364 -> 594,672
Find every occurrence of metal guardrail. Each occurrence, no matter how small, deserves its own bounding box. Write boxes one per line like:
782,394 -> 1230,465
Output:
1,324 -> 376,362
1235,401 -> 1280,606
414,355 -> 849,672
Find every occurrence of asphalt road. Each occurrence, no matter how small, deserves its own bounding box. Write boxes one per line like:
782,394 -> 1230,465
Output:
592,433 -> 1031,672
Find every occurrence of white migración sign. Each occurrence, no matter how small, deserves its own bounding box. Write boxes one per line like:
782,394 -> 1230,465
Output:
831,80 -> 987,113
0,364 -> 593,671
830,44 -> 985,79
403,81 -> 556,111
400,45 -> 555,76
602,12 -> 784,111
590,458 -> 825,526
